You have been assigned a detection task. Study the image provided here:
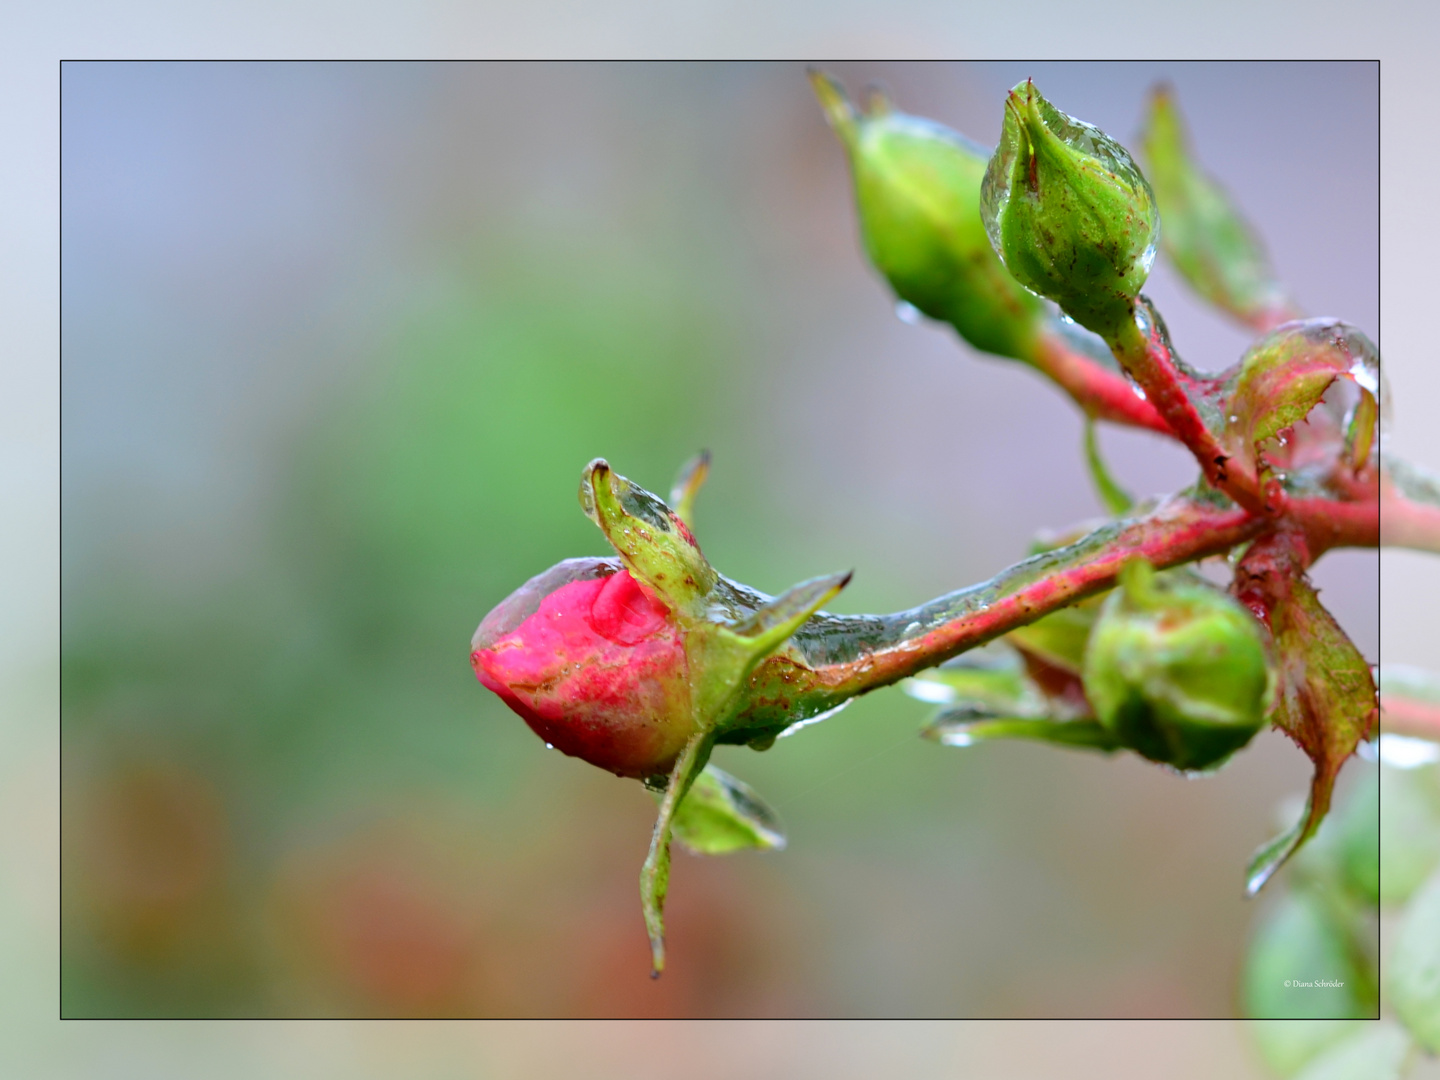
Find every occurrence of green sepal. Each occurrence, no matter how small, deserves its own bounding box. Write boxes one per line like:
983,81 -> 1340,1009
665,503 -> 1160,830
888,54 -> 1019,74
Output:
910,644 -> 1116,754
1005,599 -> 1100,676
640,731 -> 715,976
980,79 -> 1159,340
1139,84 -> 1292,330
1082,417 -> 1134,516
904,646 -> 1044,714
1242,557 -> 1378,895
687,571 -> 851,733
581,458 -> 718,613
669,449 -> 710,531
923,710 -> 1120,753
661,763 -> 786,855
810,69 -> 1046,362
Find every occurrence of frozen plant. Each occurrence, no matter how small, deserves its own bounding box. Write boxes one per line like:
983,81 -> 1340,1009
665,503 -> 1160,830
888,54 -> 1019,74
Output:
470,72 -> 1436,1009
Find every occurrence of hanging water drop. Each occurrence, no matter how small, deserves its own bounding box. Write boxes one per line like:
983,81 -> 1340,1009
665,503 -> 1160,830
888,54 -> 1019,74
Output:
895,300 -> 922,325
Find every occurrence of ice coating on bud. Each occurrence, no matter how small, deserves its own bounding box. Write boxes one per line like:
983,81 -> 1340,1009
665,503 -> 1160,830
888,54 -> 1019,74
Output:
810,71 -> 1045,362
1082,560 -> 1271,771
472,563 -> 697,778
980,80 -> 1159,340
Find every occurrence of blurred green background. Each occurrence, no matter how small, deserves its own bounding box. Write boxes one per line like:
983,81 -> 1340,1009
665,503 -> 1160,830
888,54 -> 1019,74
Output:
59,61 -> 1381,1022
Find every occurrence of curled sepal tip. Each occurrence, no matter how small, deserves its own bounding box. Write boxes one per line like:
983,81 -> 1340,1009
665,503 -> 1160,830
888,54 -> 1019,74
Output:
669,449 -> 711,530
581,458 -> 718,612
1222,319 -> 1380,482
980,79 -> 1159,341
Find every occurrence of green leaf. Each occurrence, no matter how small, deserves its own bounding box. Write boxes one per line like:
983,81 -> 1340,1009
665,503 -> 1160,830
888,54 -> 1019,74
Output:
1139,85 -> 1293,331
1292,1022 -> 1411,1080
1223,320 -> 1379,480
1388,868 -> 1440,1052
669,449 -> 710,531
904,646 -> 1043,714
668,763 -> 786,855
1242,891 -> 1376,1021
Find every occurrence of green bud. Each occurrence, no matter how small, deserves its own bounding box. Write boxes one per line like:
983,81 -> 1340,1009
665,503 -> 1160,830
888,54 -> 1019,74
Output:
810,71 -> 1045,361
980,79 -> 1159,340
1082,560 -> 1272,771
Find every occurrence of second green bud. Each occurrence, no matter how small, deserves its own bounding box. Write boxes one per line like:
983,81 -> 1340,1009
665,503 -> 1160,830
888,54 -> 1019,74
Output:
1083,560 -> 1273,771
980,79 -> 1159,342
810,71 -> 1045,362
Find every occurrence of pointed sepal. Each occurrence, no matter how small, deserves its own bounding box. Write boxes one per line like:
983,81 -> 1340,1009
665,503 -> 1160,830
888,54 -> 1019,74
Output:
669,450 -> 711,531
1234,533 -> 1378,894
581,458 -> 718,612
640,732 -> 715,976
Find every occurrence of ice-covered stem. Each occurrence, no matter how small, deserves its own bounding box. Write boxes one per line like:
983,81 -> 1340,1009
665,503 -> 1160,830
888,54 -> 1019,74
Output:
1382,456 -> 1440,554
1031,322 -> 1172,433
1108,306 -> 1267,513
1382,694 -> 1440,742
729,492 -> 1263,735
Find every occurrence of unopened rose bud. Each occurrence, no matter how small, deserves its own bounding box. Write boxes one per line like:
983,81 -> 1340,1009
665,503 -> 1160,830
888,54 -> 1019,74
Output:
472,557 -> 696,778
810,70 -> 1045,362
980,79 -> 1159,341
1082,560 -> 1272,771
473,460 -> 851,779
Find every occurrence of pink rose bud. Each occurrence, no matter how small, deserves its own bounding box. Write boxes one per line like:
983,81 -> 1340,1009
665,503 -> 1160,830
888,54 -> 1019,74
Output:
471,557 -> 698,779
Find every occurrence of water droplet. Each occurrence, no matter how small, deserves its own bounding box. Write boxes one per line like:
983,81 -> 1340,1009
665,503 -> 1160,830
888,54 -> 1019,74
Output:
939,731 -> 975,748
1228,415 -> 1239,424
903,679 -> 956,704
777,699 -> 852,738
895,300 -> 922,325
544,742 -> 555,750
1123,373 -> 1148,401
1378,734 -> 1440,769
1348,359 -> 1379,395
903,620 -> 921,636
